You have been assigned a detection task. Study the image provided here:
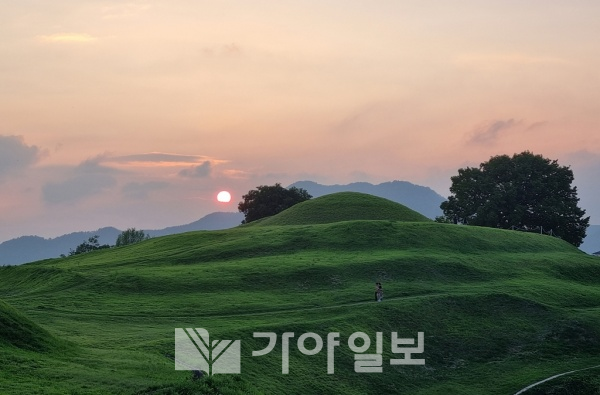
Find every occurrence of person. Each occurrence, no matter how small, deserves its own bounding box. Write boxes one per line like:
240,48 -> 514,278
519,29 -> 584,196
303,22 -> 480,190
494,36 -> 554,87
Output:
375,282 -> 383,302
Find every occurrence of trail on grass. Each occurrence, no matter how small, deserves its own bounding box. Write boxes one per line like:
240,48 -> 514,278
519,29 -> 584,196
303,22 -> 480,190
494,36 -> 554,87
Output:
25,292 -> 449,319
513,364 -> 600,394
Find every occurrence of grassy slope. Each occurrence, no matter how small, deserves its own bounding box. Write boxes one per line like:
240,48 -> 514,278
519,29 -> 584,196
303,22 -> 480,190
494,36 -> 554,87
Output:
252,192 -> 430,226
0,194 -> 599,394
0,298 -> 68,352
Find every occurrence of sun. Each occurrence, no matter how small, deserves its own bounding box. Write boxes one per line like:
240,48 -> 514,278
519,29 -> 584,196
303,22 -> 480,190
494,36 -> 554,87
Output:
217,190 -> 232,203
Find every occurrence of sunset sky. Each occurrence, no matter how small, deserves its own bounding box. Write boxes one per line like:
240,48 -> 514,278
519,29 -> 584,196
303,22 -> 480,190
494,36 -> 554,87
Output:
1,1 -> 599,242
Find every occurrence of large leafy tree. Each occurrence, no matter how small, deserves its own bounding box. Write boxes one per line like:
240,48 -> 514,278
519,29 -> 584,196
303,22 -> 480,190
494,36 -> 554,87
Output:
440,151 -> 589,246
238,183 -> 312,223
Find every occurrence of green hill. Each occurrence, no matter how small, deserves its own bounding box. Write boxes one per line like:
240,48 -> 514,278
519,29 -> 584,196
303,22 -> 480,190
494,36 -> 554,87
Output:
0,193 -> 599,394
0,298 -> 62,352
252,191 -> 430,226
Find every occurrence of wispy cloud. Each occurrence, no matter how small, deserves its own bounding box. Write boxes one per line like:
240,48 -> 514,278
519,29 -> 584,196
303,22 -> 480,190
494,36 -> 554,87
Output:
527,121 -> 548,131
222,169 -> 251,179
0,135 -> 45,180
109,152 -> 205,163
468,119 -> 519,145
105,152 -> 226,167
179,161 -> 211,178
42,158 -> 119,205
39,33 -> 99,43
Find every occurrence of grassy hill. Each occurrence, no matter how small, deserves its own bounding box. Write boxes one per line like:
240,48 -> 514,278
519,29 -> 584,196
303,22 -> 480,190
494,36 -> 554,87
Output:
0,298 -> 66,352
252,192 -> 430,226
1,193 -> 599,394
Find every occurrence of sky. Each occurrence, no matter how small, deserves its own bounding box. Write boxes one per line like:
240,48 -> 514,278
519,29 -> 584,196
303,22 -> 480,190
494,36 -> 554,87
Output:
1,0 -> 600,242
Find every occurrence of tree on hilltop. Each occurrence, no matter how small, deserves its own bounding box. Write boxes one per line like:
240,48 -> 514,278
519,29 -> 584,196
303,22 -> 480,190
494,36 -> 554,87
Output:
69,235 -> 111,256
238,183 -> 312,223
440,151 -> 589,246
116,228 -> 150,247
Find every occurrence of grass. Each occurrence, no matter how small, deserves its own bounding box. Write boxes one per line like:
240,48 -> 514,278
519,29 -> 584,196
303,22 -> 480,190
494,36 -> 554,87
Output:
0,299 -> 69,352
250,192 -> 431,226
0,192 -> 599,394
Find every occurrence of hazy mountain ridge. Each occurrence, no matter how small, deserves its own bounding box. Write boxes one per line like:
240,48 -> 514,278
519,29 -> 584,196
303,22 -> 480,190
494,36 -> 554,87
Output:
0,212 -> 243,266
0,228 -> 122,266
146,212 -> 244,237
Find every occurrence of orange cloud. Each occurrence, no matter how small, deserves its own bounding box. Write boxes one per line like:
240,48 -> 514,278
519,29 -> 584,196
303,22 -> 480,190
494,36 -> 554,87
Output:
221,169 -> 251,179
104,152 -> 228,169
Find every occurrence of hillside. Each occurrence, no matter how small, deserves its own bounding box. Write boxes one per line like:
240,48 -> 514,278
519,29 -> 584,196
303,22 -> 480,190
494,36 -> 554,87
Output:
0,193 -> 599,394
253,192 -> 430,226
0,212 -> 243,266
289,180 -> 445,219
0,298 -> 63,352
288,181 -> 599,254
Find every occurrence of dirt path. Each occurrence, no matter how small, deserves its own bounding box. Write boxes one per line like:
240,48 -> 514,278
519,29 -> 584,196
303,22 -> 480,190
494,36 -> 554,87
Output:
513,364 -> 600,394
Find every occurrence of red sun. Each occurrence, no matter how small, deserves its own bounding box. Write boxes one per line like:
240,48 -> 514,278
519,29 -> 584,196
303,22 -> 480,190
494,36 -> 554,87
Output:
217,191 -> 232,203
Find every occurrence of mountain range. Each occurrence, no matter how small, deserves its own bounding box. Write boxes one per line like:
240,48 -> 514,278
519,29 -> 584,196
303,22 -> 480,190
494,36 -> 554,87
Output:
1,180 -> 597,265
0,212 -> 244,266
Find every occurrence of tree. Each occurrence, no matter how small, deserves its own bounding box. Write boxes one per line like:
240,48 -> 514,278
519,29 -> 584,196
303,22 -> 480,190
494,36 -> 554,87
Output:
238,183 -> 312,223
440,151 -> 589,246
116,228 -> 149,247
69,235 -> 111,256
434,215 -> 454,224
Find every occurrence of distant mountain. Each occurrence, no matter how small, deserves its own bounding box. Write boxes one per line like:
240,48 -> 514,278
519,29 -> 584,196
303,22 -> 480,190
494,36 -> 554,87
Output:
288,180 -> 445,220
0,212 -> 243,266
0,227 -> 121,266
579,224 -> 600,254
147,212 -> 243,237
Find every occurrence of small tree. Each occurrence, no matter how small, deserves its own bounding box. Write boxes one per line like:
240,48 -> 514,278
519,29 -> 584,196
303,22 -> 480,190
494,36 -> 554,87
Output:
69,235 -> 111,256
116,228 -> 149,247
238,183 -> 312,223
434,215 -> 454,224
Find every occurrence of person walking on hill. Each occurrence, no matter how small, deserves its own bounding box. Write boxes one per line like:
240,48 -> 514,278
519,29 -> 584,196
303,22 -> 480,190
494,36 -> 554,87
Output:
375,282 -> 383,302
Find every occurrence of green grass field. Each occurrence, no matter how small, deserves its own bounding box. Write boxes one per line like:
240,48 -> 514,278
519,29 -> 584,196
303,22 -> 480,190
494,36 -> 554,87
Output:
1,192 -> 599,394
